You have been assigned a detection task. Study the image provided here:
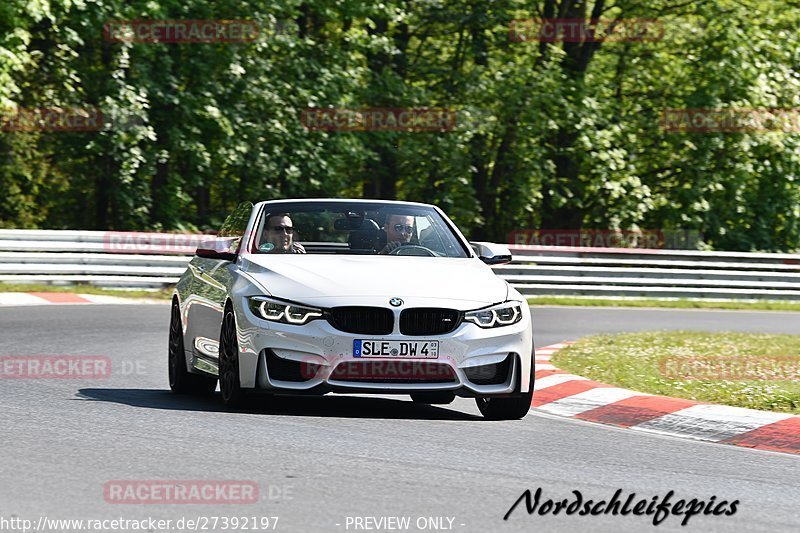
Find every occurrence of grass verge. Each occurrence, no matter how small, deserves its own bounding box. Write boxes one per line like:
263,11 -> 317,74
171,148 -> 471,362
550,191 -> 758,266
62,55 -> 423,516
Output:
0,283 -> 172,300
552,331 -> 800,414
528,296 -> 800,312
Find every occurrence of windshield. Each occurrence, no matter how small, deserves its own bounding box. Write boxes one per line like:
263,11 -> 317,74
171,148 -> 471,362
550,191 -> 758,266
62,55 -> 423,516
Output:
251,201 -> 469,258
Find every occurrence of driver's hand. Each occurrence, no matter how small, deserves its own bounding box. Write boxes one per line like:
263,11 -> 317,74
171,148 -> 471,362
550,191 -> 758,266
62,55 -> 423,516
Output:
379,241 -> 403,254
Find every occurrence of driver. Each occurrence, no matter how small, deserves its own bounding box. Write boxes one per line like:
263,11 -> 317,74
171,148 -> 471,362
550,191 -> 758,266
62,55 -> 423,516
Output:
261,213 -> 306,253
379,213 -> 415,254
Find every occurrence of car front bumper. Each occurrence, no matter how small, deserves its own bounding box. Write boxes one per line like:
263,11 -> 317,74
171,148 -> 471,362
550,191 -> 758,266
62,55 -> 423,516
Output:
233,298 -> 533,397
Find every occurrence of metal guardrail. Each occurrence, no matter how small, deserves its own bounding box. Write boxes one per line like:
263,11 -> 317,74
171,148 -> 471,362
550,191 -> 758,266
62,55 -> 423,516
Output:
2,230 -> 800,300
0,230 -> 194,288
498,245 -> 800,299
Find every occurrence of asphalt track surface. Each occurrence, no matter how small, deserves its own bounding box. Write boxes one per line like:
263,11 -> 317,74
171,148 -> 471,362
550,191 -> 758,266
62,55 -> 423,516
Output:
1,304 -> 798,533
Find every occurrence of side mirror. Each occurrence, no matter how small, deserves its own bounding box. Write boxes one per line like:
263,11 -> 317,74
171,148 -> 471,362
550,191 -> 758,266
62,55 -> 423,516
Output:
470,241 -> 513,265
195,237 -> 239,262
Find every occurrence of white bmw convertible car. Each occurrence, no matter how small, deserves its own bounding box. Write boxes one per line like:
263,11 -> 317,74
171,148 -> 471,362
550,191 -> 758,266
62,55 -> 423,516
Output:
169,199 -> 534,419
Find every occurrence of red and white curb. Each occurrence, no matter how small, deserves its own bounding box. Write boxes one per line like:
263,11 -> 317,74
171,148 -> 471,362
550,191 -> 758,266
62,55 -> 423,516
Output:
534,342 -> 800,456
0,292 -> 165,306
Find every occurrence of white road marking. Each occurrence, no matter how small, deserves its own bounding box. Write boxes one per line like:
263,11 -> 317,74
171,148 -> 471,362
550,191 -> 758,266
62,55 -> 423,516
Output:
533,373 -> 588,391
632,404 -> 796,442
537,387 -> 642,417
0,293 -> 49,306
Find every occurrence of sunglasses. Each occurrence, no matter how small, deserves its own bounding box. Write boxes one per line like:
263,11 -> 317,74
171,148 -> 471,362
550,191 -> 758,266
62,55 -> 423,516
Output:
269,225 -> 295,234
393,224 -> 414,234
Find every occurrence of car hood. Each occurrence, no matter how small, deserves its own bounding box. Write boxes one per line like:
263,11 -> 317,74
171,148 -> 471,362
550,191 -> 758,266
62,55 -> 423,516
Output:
240,254 -> 509,310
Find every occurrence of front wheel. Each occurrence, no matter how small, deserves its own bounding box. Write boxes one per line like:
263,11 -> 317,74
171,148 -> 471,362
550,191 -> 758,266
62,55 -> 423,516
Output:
219,306 -> 246,406
475,358 -> 533,420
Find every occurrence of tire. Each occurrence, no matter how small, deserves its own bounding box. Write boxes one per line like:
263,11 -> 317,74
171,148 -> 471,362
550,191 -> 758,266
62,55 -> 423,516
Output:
168,301 -> 217,395
410,391 -> 456,405
219,305 -> 246,406
475,356 -> 533,420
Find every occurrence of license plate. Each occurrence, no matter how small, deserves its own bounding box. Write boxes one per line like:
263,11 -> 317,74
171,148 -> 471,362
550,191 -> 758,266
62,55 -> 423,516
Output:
353,340 -> 439,359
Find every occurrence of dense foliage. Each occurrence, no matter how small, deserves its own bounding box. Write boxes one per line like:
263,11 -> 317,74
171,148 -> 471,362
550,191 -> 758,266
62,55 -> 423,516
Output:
2,0 -> 799,250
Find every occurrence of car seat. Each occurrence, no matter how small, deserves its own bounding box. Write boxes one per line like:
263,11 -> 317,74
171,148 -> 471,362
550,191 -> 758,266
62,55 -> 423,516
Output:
348,219 -> 381,252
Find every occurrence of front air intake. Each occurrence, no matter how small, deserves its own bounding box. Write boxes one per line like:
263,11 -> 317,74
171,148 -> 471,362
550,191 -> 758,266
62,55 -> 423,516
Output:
463,354 -> 514,385
265,349 -> 318,382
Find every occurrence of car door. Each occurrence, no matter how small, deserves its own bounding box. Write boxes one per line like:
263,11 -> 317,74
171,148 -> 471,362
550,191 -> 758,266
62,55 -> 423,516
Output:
185,202 -> 254,367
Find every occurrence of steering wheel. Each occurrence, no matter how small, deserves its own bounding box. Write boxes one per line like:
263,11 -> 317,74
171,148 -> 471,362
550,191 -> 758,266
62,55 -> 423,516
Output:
388,244 -> 437,257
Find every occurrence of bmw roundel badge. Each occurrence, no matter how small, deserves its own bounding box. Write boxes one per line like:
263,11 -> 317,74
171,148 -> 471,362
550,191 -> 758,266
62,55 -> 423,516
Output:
389,297 -> 404,307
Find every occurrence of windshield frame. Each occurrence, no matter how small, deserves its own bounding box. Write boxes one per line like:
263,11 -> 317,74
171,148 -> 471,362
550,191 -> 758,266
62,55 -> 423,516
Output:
246,199 -> 473,258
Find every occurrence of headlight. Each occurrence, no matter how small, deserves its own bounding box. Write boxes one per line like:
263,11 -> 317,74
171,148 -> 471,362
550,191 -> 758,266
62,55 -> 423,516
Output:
247,296 -> 323,325
464,301 -> 523,328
